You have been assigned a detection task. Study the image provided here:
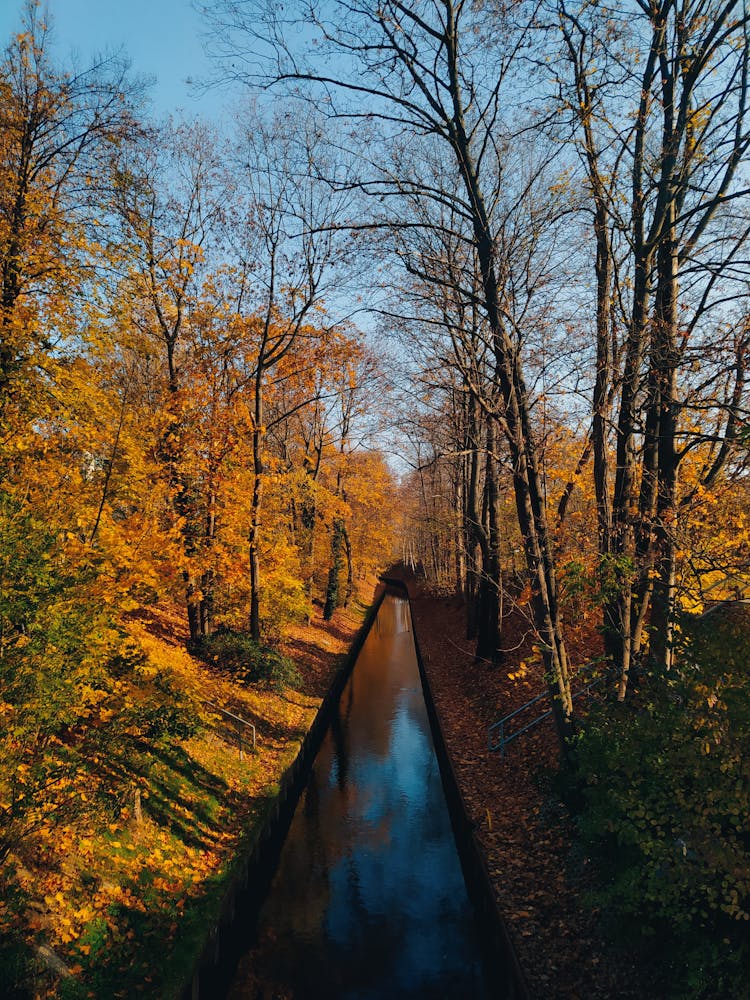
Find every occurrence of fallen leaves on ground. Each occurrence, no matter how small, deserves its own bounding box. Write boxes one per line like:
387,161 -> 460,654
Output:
409,587 -> 649,1000
0,592 -> 372,999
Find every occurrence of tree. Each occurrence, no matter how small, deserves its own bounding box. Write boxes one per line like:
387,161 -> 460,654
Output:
379,191 -> 506,655
228,110 -> 352,639
0,3 -> 136,436
552,0 -> 750,688
111,119 -> 225,642
202,0 -> 576,731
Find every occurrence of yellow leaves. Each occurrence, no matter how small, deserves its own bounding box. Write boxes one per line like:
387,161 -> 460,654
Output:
507,660 -> 530,681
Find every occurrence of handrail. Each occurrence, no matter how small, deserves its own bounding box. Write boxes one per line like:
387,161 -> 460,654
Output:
488,672 -> 604,756
490,690 -> 548,733
699,597 -> 750,617
204,700 -> 256,758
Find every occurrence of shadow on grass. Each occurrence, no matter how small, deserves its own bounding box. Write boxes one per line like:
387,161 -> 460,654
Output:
67,786 -> 283,1000
0,929 -> 38,1000
211,699 -> 311,748
82,738 -> 232,850
61,885 -> 218,1000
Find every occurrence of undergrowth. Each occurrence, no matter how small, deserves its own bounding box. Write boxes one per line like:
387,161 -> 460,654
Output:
560,606 -> 750,1000
197,631 -> 301,692
0,599 -> 355,998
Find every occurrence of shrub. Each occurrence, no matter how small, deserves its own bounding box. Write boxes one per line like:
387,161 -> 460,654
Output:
199,631 -> 300,691
564,607 -> 750,999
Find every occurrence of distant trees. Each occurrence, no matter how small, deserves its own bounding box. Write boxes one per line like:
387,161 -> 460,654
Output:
394,276 -> 508,660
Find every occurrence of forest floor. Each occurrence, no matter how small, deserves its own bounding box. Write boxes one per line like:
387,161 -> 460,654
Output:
0,587 -> 377,1000
404,575 -> 652,1000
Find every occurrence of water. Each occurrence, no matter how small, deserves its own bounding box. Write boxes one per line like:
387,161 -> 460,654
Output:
228,593 -> 491,999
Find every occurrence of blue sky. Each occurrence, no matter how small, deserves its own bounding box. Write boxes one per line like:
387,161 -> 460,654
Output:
0,0 -> 235,120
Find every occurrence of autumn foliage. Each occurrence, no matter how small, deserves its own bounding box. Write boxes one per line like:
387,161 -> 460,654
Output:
2,0 -> 750,996
0,11 -> 397,996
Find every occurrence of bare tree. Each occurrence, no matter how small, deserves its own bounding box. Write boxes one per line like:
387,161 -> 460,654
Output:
201,0 -> 576,733
551,0 -> 750,688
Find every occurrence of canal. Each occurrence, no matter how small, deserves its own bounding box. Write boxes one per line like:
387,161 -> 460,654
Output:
227,590 -> 494,999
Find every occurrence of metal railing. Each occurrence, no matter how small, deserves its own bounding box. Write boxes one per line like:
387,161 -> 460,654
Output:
488,672 -> 603,756
488,691 -> 550,755
204,700 -> 257,759
699,597 -> 750,618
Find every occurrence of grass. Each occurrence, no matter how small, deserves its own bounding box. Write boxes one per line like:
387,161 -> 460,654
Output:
0,595 -> 370,999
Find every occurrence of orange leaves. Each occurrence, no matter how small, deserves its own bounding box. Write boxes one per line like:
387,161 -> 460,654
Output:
507,660 -> 531,682
517,582 -> 533,606
0,599 -> 361,980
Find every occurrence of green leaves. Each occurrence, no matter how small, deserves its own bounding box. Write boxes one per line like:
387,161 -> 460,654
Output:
197,630 -> 300,691
567,608 -> 750,998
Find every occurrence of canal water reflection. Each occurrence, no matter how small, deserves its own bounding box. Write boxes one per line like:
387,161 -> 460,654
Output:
228,592 -> 491,999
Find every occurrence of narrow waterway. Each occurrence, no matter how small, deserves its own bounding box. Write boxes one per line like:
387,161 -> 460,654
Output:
227,591 -> 493,999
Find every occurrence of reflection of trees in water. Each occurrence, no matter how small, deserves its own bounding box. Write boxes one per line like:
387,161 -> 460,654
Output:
329,684 -> 352,791
303,762 -> 320,819
346,599 -> 424,761
229,766 -> 332,998
394,598 -> 410,634
229,595 -> 487,998
375,594 -> 411,637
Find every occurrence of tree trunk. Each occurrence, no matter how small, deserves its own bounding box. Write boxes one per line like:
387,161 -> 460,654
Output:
249,369 -> 264,641
445,34 -> 572,734
324,517 -> 345,620
592,200 -> 613,555
342,523 -> 354,608
474,418 -> 503,664
464,392 -> 483,640
609,235 -> 654,698
649,205 -> 680,670
455,463 -> 467,597
185,574 -> 201,646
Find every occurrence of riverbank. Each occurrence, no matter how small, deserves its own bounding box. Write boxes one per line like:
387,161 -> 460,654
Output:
0,591 -> 376,999
406,583 -> 649,1000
